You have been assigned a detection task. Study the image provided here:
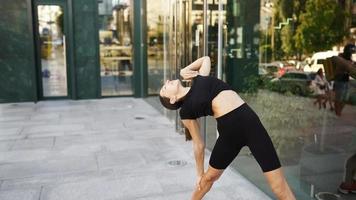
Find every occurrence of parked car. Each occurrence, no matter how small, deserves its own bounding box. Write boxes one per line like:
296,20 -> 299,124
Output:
271,61 -> 294,68
259,63 -> 279,78
269,61 -> 296,77
277,66 -> 296,77
270,71 -> 315,96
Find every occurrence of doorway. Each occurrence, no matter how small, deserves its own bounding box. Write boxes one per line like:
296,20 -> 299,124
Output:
33,0 -> 72,99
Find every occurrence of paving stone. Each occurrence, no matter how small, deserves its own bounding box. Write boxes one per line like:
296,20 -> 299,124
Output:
11,137 -> 55,150
0,140 -> 15,151
41,175 -> 163,200
1,169 -> 115,190
0,156 -> 98,179
22,124 -> 86,134
0,188 -> 40,200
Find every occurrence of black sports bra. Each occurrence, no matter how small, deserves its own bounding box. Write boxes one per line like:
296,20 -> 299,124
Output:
180,75 -> 232,119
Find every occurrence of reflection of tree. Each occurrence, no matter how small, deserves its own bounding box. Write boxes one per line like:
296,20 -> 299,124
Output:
295,0 -> 347,54
273,0 -> 347,59
241,90 -> 337,162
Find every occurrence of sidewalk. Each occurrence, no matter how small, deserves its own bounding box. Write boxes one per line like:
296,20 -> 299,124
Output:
0,98 -> 271,200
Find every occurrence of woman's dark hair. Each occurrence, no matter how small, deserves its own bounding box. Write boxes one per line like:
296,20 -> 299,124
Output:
317,68 -> 323,76
159,95 -> 192,141
159,95 -> 183,110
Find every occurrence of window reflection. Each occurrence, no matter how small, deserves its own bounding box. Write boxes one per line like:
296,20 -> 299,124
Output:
218,0 -> 356,199
98,0 -> 133,96
147,0 -> 356,198
37,5 -> 68,97
147,0 -> 167,94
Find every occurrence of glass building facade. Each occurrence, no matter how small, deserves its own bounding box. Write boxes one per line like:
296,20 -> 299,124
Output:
145,0 -> 356,199
1,0 -> 356,199
98,0 -> 134,96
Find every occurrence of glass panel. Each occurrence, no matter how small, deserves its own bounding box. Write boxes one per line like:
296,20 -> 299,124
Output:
191,0 -> 205,61
214,0 -> 356,199
147,0 -> 170,94
98,0 -> 133,96
147,1 -> 356,199
205,0 -> 227,151
145,0 -> 180,122
37,5 -> 68,97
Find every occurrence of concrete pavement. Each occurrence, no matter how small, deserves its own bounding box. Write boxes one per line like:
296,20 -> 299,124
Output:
0,98 -> 271,200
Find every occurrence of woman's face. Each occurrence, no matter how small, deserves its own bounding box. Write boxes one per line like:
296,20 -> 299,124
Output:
160,79 -> 180,98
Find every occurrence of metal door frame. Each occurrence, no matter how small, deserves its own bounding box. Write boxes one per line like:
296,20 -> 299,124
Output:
33,0 -> 75,100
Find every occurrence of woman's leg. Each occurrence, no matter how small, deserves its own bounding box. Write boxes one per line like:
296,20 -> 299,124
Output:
317,95 -> 323,109
243,105 -> 295,199
264,168 -> 296,200
191,166 -> 224,200
322,94 -> 327,108
327,91 -> 335,110
197,125 -> 244,200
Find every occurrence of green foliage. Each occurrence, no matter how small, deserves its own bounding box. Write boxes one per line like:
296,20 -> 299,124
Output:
281,25 -> 295,57
274,31 -> 285,60
295,0 -> 347,54
260,44 -> 273,63
274,0 -> 297,58
243,75 -> 261,95
279,0 -> 294,19
241,90 -> 337,157
293,0 -> 307,18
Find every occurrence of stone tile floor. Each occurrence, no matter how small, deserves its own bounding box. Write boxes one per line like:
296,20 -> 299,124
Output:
0,98 -> 271,200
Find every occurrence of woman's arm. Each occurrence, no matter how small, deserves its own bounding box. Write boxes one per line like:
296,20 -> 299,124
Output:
182,119 -> 205,177
180,56 -> 211,79
315,75 -> 325,86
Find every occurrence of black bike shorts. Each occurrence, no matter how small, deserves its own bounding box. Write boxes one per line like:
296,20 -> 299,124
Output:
209,103 -> 281,172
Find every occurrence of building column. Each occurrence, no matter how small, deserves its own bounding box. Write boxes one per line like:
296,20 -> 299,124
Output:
133,0 -> 148,97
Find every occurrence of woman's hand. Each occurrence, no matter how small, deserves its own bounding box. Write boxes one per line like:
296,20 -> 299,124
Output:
180,68 -> 199,80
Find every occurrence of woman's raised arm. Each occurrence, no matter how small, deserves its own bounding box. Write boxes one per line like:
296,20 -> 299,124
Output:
180,56 -> 211,79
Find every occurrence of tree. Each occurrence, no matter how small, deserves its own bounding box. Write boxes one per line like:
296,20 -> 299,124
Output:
279,0 -> 294,19
281,25 -> 295,57
274,0 -> 302,59
278,0 -> 295,57
295,0 -> 347,54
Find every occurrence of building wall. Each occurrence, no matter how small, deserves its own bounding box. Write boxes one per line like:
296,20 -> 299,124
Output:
225,0 -> 260,92
72,0 -> 101,99
0,0 -> 102,102
0,0 -> 37,103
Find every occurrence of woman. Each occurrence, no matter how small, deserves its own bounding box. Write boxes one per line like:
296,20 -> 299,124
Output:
159,56 -> 296,200
312,68 -> 328,109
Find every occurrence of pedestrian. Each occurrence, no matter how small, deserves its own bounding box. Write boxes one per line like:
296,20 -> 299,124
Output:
325,80 -> 335,111
159,56 -> 296,200
331,44 -> 356,116
313,68 -> 328,109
